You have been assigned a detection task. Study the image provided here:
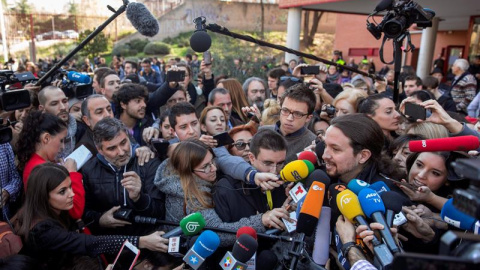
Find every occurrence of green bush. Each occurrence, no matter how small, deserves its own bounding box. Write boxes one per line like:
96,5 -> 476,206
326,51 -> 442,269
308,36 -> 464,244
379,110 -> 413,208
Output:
143,41 -> 170,55
128,39 -> 149,53
112,44 -> 132,57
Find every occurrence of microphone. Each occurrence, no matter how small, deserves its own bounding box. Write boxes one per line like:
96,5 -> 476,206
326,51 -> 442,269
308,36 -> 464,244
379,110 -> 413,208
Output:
298,150 -> 318,165
441,198 -> 477,231
163,212 -> 205,238
347,179 -> 370,195
312,206 -> 331,265
370,181 -> 391,195
328,183 -> 347,223
236,226 -> 257,240
380,191 -> 408,227
374,0 -> 394,12
279,160 -> 311,182
358,188 -> 401,254
304,169 -> 331,191
190,17 -> 212,53
220,234 -> 258,270
126,2 -> 159,37
297,180 -> 329,236
255,250 -> 278,270
408,136 -> 479,152
183,230 -> 220,269
67,71 -> 92,84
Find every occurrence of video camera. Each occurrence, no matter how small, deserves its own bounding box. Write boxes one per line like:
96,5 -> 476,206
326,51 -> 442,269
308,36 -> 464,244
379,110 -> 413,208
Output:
56,70 -> 94,100
0,70 -> 34,111
367,0 -> 435,40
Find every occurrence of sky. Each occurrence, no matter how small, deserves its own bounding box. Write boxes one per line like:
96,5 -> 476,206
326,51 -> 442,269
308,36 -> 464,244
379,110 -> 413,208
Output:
6,0 -> 127,15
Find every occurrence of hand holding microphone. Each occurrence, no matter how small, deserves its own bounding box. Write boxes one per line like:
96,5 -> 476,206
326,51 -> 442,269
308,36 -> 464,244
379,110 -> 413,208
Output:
261,207 -> 291,230
356,222 -> 399,254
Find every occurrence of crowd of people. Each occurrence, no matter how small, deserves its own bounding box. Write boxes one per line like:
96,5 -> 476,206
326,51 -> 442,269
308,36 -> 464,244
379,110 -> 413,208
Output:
0,48 -> 479,270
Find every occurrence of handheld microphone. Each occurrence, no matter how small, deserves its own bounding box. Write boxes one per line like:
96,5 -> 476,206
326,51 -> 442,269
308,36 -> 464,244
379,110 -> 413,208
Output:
279,160 -> 311,182
441,198 -> 477,231
370,181 -> 391,195
126,2 -> 159,37
347,179 -> 370,195
67,71 -> 92,84
298,150 -> 318,165
312,206 -> 331,265
358,188 -> 401,254
328,183 -> 347,223
183,230 -> 220,269
380,191 -> 408,227
255,250 -> 278,270
408,136 -> 479,152
163,212 -> 205,238
304,169 -> 331,191
190,17 -> 212,52
297,180 -> 328,236
220,234 -> 258,270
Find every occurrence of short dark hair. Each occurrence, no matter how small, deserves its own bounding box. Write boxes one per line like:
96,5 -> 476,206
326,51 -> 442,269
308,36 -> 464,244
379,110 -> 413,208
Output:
404,75 -> 422,86
281,83 -> 316,115
124,60 -> 138,71
249,129 -> 287,157
389,133 -> 425,157
114,83 -> 149,115
99,70 -> 118,88
208,87 -> 229,105
410,90 -> 434,102
94,67 -> 112,84
169,102 -> 197,129
423,76 -> 439,90
267,68 -> 286,79
357,93 -> 390,116
93,117 -> 129,148
142,58 -> 151,64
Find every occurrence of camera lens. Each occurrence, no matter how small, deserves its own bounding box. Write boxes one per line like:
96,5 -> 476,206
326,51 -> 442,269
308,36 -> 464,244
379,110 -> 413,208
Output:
383,15 -> 407,38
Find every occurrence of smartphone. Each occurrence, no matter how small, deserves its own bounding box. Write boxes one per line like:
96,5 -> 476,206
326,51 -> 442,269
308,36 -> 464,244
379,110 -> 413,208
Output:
300,66 -> 320,75
112,240 -> 140,270
166,70 -> 186,83
379,173 -> 417,191
151,138 -> 170,158
405,102 -> 426,121
203,50 -> 212,65
213,132 -> 234,147
113,208 -> 133,221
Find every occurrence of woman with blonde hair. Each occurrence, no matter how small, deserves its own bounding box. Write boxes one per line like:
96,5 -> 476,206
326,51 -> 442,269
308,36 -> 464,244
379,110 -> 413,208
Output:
331,88 -> 368,117
406,122 -> 449,139
217,78 -> 250,123
261,99 -> 281,126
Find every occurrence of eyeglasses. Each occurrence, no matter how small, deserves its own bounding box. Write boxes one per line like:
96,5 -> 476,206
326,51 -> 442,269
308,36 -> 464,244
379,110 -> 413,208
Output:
280,76 -> 302,83
233,141 -> 250,151
261,161 -> 285,172
280,107 -> 308,119
193,158 -> 217,174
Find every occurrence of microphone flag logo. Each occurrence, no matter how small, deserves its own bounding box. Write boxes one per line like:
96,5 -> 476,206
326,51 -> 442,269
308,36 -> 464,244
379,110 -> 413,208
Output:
189,255 -> 199,265
186,221 -> 200,232
223,256 -> 232,267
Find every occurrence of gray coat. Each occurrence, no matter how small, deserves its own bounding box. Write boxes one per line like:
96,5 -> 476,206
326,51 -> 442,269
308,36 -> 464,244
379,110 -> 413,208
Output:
154,159 -> 266,246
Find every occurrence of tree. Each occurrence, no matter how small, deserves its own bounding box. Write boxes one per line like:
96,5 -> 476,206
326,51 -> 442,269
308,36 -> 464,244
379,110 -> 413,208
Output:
66,0 -> 78,15
78,29 -> 110,59
10,0 -> 31,14
260,0 -> 264,39
302,10 -> 323,48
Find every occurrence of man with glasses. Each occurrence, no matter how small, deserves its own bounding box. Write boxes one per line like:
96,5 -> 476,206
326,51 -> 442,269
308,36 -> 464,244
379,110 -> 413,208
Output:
260,83 -> 317,163
214,129 -> 290,231
243,77 -> 268,111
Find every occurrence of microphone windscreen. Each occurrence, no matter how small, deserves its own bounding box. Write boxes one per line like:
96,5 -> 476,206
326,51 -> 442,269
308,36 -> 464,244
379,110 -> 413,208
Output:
180,212 -> 206,236
298,151 -> 317,165
303,160 -> 315,174
126,2 -> 159,37
236,226 -> 257,240
328,183 -> 347,221
67,71 -> 91,84
408,136 -> 479,152
336,189 -> 365,222
380,191 -> 407,213
370,181 -> 391,194
297,181 -> 326,236
375,0 -> 394,12
312,207 -> 331,265
296,213 -> 318,236
304,169 -> 331,190
358,188 -> 385,218
441,198 -> 477,231
255,250 -> 278,270
233,234 -> 258,263
280,160 -> 310,182
190,31 -> 212,53
192,230 -> 220,258
315,141 -> 325,161
347,179 -> 370,195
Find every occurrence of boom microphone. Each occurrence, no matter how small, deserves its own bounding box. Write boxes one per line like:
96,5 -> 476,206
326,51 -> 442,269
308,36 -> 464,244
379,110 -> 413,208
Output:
297,180 -> 328,236
441,198 -> 477,231
183,230 -> 220,269
408,136 -> 479,152
67,71 -> 92,84
162,212 -> 205,238
126,2 -> 159,37
190,17 -> 212,53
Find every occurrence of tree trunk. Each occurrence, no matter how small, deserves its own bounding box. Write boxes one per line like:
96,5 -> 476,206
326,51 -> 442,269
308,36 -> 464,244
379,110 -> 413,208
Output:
303,10 -> 310,47
260,0 -> 265,38
304,11 -> 323,47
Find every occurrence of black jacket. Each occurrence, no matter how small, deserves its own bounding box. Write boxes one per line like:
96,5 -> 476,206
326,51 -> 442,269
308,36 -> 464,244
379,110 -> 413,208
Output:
81,151 -> 164,236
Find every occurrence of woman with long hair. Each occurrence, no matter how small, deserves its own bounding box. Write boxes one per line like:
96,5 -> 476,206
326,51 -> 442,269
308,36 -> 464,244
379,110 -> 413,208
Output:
358,94 -> 402,141
217,78 -> 250,123
199,106 -> 227,136
16,163 -> 168,270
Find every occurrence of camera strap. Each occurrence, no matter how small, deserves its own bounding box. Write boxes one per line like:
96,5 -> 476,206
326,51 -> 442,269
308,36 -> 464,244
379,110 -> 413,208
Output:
379,36 -> 395,65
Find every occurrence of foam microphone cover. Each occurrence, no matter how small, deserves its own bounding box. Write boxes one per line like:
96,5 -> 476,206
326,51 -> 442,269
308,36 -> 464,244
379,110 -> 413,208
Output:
126,2 -> 159,37
336,189 -> 365,222
358,188 -> 386,218
236,226 -> 257,240
180,212 -> 206,236
312,207 -> 331,265
441,198 -> 477,231
297,181 -> 326,236
255,250 -> 278,270
304,169 -> 331,191
67,71 -> 91,84
328,183 -> 347,222
233,234 -> 258,263
190,31 -> 212,53
408,136 -> 479,152
347,179 -> 370,195
280,160 -> 310,182
193,230 -> 221,258
298,150 -> 318,165
370,181 -> 391,194
303,160 -> 315,174
380,191 -> 405,214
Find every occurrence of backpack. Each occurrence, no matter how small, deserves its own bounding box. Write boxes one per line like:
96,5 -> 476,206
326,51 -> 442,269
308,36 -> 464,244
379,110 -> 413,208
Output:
0,220 -> 23,258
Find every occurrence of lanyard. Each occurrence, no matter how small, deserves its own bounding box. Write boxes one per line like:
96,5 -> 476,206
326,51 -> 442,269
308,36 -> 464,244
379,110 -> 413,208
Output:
266,190 -> 273,210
